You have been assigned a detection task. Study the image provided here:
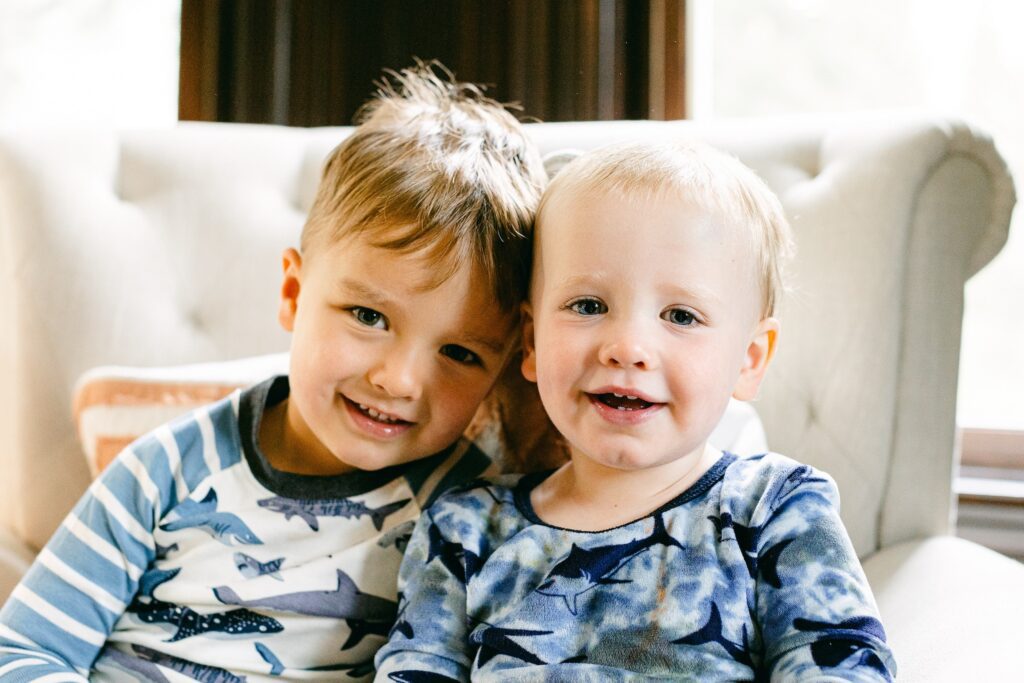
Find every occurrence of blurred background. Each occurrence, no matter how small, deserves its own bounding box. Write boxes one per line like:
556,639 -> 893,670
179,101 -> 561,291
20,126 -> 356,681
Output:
0,0 -> 1020,556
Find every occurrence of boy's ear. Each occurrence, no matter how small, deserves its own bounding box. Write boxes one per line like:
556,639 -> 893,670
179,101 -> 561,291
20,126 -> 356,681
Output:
520,302 -> 538,383
732,317 -> 779,401
278,248 -> 303,332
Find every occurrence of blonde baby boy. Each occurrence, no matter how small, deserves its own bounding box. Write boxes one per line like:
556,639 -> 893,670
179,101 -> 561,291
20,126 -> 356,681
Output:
376,140 -> 896,681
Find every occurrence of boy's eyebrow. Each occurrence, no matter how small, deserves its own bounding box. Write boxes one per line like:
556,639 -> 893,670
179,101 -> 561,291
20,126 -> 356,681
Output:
337,278 -> 393,306
553,273 -> 607,290
459,332 -> 508,356
556,274 -> 721,304
661,283 -> 721,304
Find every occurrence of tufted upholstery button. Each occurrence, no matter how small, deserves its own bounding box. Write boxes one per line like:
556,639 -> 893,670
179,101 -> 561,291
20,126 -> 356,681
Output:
185,308 -> 206,332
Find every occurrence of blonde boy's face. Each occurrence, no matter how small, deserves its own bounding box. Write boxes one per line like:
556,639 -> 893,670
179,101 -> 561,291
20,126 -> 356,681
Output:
277,233 -> 516,474
522,188 -> 777,474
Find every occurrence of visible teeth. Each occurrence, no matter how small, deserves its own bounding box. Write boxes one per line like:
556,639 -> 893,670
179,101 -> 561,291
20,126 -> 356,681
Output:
626,395 -> 637,400
613,393 -> 624,398
617,406 -> 626,411
358,403 -> 400,423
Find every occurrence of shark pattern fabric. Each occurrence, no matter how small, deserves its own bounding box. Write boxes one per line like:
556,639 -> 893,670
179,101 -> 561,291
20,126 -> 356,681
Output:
375,453 -> 897,681
0,376 -> 495,681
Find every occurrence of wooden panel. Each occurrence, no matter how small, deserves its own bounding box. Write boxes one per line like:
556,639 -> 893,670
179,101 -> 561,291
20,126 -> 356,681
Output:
178,0 -> 221,121
179,0 -> 688,125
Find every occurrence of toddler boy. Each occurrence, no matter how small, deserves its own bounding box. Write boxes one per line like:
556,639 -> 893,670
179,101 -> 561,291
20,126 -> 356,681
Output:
375,141 -> 897,681
0,62 -> 545,680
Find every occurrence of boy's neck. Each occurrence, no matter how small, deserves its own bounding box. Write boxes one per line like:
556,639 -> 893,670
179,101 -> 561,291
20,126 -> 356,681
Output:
529,442 -> 720,532
259,398 -> 357,477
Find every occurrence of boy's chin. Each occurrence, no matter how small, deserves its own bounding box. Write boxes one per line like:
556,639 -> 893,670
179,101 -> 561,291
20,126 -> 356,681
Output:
571,442 -> 705,474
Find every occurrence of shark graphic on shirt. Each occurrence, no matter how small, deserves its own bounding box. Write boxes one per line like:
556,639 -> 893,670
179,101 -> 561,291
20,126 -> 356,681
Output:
127,598 -> 283,641
536,512 -> 684,615
341,617 -> 393,650
257,495 -> 411,531
708,512 -> 793,588
104,643 -> 247,683
255,642 -> 375,677
383,593 -> 414,645
234,552 -> 285,580
159,488 -> 262,545
138,567 -> 181,598
378,519 -> 417,552
425,515 -> 480,582
255,641 -> 285,676
672,602 -> 753,668
388,671 -> 460,682
155,542 -> 179,558
793,616 -> 890,676
213,568 -> 397,621
472,626 -> 552,667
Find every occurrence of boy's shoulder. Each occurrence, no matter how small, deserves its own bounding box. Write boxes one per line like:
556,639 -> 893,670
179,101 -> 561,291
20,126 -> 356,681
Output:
719,451 -> 839,517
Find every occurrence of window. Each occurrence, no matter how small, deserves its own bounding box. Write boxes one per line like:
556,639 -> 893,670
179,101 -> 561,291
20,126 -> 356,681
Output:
691,0 -> 1024,557
0,0 -> 179,127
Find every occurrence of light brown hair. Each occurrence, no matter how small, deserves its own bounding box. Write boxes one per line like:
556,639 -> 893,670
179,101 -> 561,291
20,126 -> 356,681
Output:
302,61 -> 546,312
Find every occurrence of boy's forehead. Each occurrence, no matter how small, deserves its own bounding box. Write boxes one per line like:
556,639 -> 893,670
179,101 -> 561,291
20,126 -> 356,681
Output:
539,184 -> 743,250
534,184 -> 763,306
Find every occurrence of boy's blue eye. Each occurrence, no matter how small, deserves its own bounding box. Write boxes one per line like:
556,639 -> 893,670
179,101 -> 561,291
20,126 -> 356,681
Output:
663,308 -> 696,326
568,298 -> 607,316
350,306 -> 387,329
441,344 -> 481,366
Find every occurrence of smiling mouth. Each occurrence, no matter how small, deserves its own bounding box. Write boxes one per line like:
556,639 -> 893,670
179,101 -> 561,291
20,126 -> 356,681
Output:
589,392 -> 656,411
344,397 -> 412,426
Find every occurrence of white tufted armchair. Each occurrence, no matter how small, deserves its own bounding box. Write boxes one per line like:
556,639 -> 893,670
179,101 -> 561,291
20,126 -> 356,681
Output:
0,115 -> 1021,680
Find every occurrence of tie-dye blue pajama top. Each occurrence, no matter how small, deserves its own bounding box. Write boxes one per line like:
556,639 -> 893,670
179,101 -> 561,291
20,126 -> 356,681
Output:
374,452 -> 896,681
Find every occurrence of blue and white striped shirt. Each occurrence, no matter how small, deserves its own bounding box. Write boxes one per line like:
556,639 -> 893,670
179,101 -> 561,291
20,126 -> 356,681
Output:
0,376 -> 494,681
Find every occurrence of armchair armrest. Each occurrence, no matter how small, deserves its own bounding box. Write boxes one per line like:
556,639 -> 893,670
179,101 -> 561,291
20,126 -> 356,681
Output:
863,536 -> 1024,681
0,526 -> 35,604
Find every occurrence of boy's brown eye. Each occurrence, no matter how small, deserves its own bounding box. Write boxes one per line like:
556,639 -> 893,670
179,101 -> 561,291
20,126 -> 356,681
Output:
441,344 -> 481,366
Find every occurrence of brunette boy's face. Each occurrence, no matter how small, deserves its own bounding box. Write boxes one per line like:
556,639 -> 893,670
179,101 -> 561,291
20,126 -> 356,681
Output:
522,187 -> 777,475
276,232 -> 516,474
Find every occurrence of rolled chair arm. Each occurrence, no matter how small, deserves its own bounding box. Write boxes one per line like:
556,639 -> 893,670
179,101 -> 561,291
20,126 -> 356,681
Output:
863,536 -> 1024,682
0,525 -> 35,604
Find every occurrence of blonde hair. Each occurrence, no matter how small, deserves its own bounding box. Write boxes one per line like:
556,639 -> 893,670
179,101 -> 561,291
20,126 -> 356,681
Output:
302,61 -> 547,312
537,140 -> 794,317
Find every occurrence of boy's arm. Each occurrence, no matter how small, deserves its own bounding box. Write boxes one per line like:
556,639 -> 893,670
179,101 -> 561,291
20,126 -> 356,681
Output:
0,430 -> 177,679
374,504 -> 474,682
755,466 -> 897,682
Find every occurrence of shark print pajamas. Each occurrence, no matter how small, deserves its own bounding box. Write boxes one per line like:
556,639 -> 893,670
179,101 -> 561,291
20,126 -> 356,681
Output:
0,376 -> 495,681
375,453 -> 897,681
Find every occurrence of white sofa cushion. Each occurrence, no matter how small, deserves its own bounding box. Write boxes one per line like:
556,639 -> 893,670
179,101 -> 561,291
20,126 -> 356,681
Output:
863,536 -> 1024,682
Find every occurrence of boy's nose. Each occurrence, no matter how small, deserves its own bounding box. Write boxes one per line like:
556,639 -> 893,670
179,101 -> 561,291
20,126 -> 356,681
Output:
368,348 -> 423,400
598,335 -> 656,371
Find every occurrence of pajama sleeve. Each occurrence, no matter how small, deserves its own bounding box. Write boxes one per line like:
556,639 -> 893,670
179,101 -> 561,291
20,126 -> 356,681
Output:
374,504 -> 472,682
753,466 -> 897,681
0,429 -> 179,681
